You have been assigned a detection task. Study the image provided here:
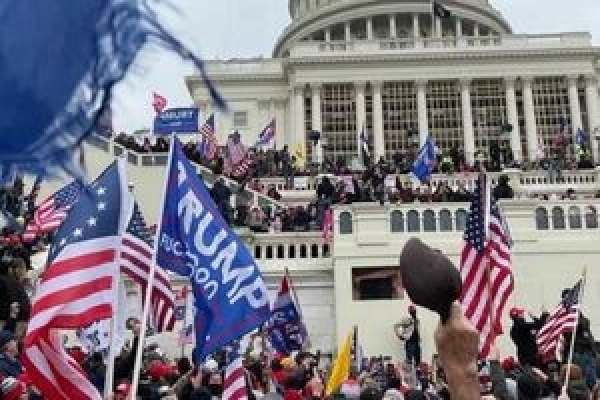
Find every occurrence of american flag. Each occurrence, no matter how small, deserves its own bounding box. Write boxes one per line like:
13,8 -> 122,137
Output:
223,345 -> 248,400
121,202 -> 176,333
227,131 -> 247,165
198,114 -> 218,160
255,119 -> 276,149
22,162 -> 126,400
536,280 -> 581,362
459,174 -> 514,359
22,181 -> 82,242
152,92 -> 168,114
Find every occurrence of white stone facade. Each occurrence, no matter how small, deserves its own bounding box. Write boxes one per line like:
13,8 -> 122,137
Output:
186,0 -> 600,166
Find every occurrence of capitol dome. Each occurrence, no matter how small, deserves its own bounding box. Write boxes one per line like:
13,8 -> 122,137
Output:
274,0 -> 512,57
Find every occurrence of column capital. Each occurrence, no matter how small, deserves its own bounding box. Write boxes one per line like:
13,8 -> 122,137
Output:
415,79 -> 428,89
503,76 -> 518,86
584,75 -> 598,85
354,81 -> 367,91
371,80 -> 383,90
521,76 -> 534,86
310,82 -> 323,91
293,84 -> 305,94
566,74 -> 581,84
459,78 -> 472,89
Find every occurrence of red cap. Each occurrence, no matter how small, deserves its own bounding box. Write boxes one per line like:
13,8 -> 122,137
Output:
116,382 -> 131,394
147,360 -> 170,381
509,307 -> 524,319
501,357 -> 518,372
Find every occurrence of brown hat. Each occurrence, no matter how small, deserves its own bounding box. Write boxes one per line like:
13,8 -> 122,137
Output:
399,238 -> 462,322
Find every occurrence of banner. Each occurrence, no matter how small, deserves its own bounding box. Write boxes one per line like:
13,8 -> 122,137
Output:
156,138 -> 271,360
294,176 -> 310,190
153,107 -> 199,134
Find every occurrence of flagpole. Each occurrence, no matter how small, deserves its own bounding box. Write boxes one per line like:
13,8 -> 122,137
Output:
105,159 -> 133,398
130,135 -> 175,400
563,268 -> 587,392
482,173 -> 498,349
431,0 -> 435,40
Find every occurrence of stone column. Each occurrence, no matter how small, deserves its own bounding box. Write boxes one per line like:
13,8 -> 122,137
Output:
311,83 -> 323,164
505,77 -> 523,163
274,99 -> 286,149
460,79 -> 475,165
567,76 -> 583,145
522,77 -> 539,161
355,82 -> 367,162
366,17 -> 373,40
294,85 -> 306,166
345,22 -> 351,41
585,76 -> 600,163
455,17 -> 462,37
413,13 -> 422,47
325,28 -> 331,42
389,14 -> 397,38
416,79 -> 428,146
435,17 -> 442,38
372,81 -> 385,161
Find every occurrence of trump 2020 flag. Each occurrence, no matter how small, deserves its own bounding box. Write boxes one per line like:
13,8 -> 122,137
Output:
268,274 -> 308,355
156,137 -> 271,361
411,135 -> 437,183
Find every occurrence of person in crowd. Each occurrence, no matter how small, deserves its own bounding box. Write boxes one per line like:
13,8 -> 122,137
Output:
210,178 -> 233,225
394,306 -> 421,368
493,175 -> 515,200
372,166 -> 386,206
267,185 -> 282,201
0,376 -> 28,400
0,328 -> 22,378
281,146 -> 294,190
509,307 -> 540,367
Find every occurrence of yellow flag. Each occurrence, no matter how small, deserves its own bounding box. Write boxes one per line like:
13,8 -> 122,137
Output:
293,142 -> 305,166
325,331 -> 353,396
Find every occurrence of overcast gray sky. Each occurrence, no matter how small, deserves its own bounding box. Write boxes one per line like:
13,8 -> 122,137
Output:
112,0 -> 600,133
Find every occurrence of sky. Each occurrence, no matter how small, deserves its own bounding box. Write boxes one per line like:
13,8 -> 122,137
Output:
111,0 -> 600,133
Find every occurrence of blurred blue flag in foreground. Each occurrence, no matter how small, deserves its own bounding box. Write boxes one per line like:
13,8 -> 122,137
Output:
412,135 -> 437,183
0,1 -> 225,183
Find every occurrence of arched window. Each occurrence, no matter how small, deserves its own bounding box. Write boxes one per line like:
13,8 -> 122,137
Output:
300,244 -> 307,258
552,207 -> 565,230
423,210 -> 436,232
390,211 -> 404,233
439,209 -> 452,232
455,209 -> 467,231
340,212 -> 353,234
535,207 -> 549,230
288,245 -> 296,259
407,210 -> 420,232
585,206 -> 598,228
311,244 -> 319,258
568,206 -> 582,229
266,246 -> 273,259
277,245 -> 285,259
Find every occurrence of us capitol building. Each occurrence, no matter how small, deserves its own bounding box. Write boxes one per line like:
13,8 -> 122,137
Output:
59,0 -> 600,361
187,0 -> 600,166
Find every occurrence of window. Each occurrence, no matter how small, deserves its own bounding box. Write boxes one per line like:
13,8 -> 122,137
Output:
390,211 -> 404,233
568,206 -> 582,229
532,77 -> 572,152
427,80 -> 464,155
585,206 -> 598,228
340,211 -> 353,234
311,244 -> 319,258
288,245 -> 296,258
439,209 -> 452,231
407,210 -> 420,232
552,207 -> 565,230
277,245 -> 285,259
470,79 -> 507,160
455,209 -> 467,231
382,82 -> 418,160
266,245 -> 273,259
423,210 -> 436,232
321,84 -> 357,163
535,207 -> 549,230
352,268 -> 402,300
233,111 -> 248,128
322,244 -> 330,257
300,244 -> 307,258
254,246 -> 262,259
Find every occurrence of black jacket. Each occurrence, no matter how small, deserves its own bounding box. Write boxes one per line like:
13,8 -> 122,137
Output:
510,318 -> 538,366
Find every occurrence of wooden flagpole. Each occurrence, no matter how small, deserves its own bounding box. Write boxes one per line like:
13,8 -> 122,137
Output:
562,268 -> 587,394
130,135 -> 175,399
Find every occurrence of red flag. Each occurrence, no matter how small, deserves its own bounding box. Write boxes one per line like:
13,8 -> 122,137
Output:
152,92 -> 168,114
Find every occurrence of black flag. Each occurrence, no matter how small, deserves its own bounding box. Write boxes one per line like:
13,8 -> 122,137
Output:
433,1 -> 452,19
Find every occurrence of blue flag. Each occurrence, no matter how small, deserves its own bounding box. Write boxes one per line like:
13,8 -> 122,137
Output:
156,138 -> 271,360
411,136 -> 437,183
0,1 -> 224,183
576,128 -> 588,146
268,275 -> 308,355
